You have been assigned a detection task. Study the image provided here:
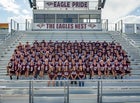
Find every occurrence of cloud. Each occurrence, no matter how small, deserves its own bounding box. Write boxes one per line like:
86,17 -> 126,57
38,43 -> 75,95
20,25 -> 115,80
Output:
102,0 -> 140,23
1,0 -> 140,25
0,0 -> 20,14
22,9 -> 30,14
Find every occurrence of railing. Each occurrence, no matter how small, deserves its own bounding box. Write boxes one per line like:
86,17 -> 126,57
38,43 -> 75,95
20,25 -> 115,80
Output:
8,18 -> 121,32
121,33 -> 140,56
0,79 -> 140,103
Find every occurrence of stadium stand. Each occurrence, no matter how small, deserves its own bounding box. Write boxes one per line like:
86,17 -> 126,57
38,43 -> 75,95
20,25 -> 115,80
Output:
0,32 -> 140,103
0,0 -> 140,102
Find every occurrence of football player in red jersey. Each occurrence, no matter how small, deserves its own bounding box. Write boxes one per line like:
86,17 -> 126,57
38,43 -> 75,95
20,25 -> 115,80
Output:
78,66 -> 86,86
70,66 -> 78,85
105,59 -> 115,78
98,60 -> 106,79
113,60 -> 123,79
90,59 -> 99,79
48,66 -> 56,86
121,60 -> 131,77
56,66 -> 63,86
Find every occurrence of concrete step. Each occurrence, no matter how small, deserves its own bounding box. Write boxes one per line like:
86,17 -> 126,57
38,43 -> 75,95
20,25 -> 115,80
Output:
103,96 -> 140,103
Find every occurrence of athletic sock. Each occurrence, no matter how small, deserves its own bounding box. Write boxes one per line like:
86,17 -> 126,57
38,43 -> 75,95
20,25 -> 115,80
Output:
10,76 -> 12,80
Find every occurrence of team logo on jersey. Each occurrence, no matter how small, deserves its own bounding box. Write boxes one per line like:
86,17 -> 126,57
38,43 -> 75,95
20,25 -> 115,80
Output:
88,23 -> 96,28
36,23 -> 45,29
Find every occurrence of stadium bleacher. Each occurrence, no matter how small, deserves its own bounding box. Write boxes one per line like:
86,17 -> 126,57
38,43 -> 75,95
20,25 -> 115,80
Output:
0,0 -> 140,102
0,31 -> 140,103
123,33 -> 140,48
0,34 -> 6,44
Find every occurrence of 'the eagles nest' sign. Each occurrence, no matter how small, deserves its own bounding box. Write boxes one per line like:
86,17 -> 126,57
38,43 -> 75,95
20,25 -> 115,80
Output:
33,23 -> 102,31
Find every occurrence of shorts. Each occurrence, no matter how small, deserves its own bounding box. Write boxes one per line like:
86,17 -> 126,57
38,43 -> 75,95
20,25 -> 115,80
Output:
94,70 -> 98,74
116,70 -> 122,74
101,71 -> 104,74
108,70 -> 112,74
49,77 -> 55,80
10,71 -> 15,74
125,70 -> 130,74
21,71 -> 25,75
29,71 -> 34,75
36,70 -> 40,75
86,71 -> 90,75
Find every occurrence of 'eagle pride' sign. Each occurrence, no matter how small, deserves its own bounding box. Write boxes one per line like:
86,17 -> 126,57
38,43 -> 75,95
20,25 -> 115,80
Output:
44,1 -> 89,8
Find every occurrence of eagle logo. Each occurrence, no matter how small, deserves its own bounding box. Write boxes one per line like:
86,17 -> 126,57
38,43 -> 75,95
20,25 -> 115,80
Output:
36,23 -> 45,29
88,23 -> 96,28
46,2 -> 54,6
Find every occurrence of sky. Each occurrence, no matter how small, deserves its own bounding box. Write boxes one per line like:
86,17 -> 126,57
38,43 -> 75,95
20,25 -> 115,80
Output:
0,0 -> 140,24
0,0 -> 32,23
102,0 -> 140,23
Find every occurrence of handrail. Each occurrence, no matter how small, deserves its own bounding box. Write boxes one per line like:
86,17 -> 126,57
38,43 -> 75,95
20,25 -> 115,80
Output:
0,79 -> 140,82
0,79 -> 140,103
0,31 -> 17,45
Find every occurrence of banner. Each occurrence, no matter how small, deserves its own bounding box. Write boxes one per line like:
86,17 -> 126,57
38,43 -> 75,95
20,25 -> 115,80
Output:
44,1 -> 89,9
136,24 -> 140,34
33,23 -> 102,30
124,24 -> 135,34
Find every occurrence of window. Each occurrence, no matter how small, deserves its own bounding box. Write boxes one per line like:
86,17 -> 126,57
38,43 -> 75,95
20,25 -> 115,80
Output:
56,19 -> 63,23
34,14 -> 45,19
34,19 -> 44,23
90,14 -> 100,19
67,14 -> 78,18
56,14 -> 78,23
79,14 -> 89,19
79,14 -> 101,23
57,14 -> 67,19
34,14 -> 45,23
45,14 -> 55,19
45,14 -> 55,23
45,19 -> 55,23
34,14 -> 55,23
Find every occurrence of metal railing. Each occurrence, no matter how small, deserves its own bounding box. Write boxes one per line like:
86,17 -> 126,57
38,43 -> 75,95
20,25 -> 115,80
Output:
0,79 -> 140,103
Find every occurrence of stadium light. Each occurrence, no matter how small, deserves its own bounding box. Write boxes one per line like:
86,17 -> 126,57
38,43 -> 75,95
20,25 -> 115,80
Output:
28,0 -> 37,9
98,0 -> 102,10
101,0 -> 106,8
98,0 -> 106,10
28,0 -> 33,8
33,0 -> 37,9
